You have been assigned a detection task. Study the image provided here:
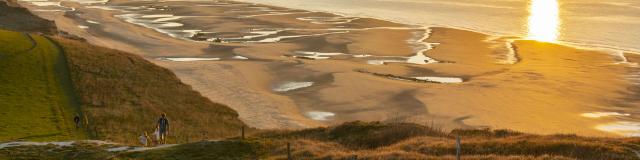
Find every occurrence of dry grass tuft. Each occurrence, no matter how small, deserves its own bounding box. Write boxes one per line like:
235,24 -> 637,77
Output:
253,121 -> 640,160
257,121 -> 445,149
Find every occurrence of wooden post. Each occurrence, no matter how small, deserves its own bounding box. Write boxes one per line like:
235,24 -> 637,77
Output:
287,142 -> 292,160
241,125 -> 245,140
456,135 -> 461,160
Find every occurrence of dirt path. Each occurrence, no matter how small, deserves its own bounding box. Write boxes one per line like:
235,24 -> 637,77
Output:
44,36 -> 88,139
20,33 -> 36,53
0,30 -> 87,141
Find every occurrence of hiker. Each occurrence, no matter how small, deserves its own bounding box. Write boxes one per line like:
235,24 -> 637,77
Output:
139,132 -> 148,147
156,113 -> 170,144
74,114 -> 81,128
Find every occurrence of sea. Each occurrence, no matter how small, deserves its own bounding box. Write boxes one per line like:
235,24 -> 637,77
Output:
235,0 -> 640,53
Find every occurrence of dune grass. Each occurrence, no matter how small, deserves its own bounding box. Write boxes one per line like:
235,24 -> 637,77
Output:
247,121 -> 640,160
4,121 -> 637,159
0,29 -> 86,141
122,140 -> 267,160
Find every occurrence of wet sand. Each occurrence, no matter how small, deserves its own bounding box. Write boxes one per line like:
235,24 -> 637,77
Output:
17,0 -> 640,136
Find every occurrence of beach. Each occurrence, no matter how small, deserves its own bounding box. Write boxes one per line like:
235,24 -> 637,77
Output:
16,0 -> 640,137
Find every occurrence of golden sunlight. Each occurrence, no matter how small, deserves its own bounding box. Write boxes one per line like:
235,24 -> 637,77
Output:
527,0 -> 560,42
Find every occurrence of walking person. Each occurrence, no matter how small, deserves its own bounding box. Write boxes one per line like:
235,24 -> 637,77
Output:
156,113 -> 170,144
139,132 -> 149,147
74,114 -> 81,128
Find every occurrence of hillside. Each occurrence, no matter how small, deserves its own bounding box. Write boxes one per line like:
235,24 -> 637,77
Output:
0,28 -> 245,143
0,0 -> 57,34
0,29 -> 86,141
0,0 -> 246,144
0,28 -> 246,143
54,37 -> 245,143
2,122 -> 639,160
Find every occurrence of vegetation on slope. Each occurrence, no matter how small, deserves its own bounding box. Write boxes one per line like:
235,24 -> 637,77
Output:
249,121 -> 640,159
123,140 -> 267,160
0,30 -> 246,144
53,37 -> 245,144
2,122 -> 638,160
0,29 -> 86,141
0,0 -> 245,145
0,0 -> 57,34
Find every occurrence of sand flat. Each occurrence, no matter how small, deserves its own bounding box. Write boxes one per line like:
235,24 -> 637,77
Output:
18,0 -> 640,136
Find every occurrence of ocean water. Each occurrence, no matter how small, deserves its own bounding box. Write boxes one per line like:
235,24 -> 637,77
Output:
235,0 -> 640,53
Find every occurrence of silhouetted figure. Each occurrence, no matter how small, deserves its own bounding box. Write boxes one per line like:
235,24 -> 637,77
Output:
74,114 -> 81,128
139,132 -> 151,147
156,113 -> 170,144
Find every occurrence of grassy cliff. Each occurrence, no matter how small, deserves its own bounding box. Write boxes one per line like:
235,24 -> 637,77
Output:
0,1 -> 245,144
0,0 -> 57,34
0,29 -> 86,141
0,27 -> 245,143
54,37 -> 245,144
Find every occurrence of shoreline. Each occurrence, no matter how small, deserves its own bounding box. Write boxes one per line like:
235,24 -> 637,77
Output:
16,0 -> 640,137
233,0 -> 640,55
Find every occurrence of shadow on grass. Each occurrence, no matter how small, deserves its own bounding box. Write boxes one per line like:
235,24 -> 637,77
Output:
16,132 -> 62,140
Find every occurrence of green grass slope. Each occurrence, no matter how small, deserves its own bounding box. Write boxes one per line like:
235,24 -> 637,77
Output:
0,29 -> 86,141
53,37 -> 245,144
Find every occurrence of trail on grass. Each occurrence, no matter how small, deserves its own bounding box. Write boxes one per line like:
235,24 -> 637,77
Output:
45,36 -> 87,139
8,33 -> 37,55
22,33 -> 36,53
0,30 -> 87,141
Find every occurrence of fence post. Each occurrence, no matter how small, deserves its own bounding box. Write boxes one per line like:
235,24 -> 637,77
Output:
241,125 -> 245,140
287,142 -> 292,160
456,135 -> 461,160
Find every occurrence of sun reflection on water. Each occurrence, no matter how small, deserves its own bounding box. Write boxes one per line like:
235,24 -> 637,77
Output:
527,0 -> 560,42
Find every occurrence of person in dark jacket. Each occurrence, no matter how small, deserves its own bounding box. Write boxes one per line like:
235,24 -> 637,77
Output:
156,113 -> 170,144
74,114 -> 81,128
